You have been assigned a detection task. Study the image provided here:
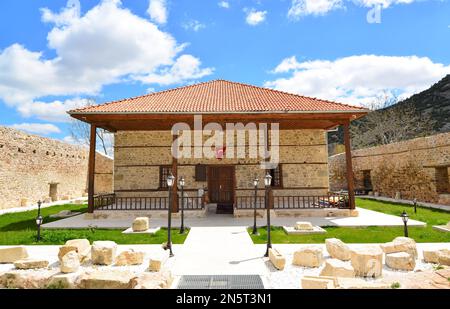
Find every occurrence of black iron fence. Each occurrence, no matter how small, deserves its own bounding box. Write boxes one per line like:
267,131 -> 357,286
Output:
235,192 -> 349,209
94,193 -> 204,211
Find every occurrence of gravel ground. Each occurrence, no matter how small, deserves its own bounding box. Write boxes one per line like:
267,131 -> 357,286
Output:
259,243 -> 448,289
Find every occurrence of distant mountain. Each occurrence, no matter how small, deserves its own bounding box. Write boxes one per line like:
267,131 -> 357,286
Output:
328,74 -> 450,153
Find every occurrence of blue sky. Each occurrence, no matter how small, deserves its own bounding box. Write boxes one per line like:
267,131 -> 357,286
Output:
0,0 -> 449,142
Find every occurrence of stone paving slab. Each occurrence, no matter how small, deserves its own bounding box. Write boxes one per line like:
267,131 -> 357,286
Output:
42,207 -> 426,229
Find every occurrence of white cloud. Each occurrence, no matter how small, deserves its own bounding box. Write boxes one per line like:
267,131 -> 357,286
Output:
16,98 -> 88,123
265,55 -> 450,107
0,0 -> 212,122
288,0 -> 344,18
245,9 -> 267,26
10,123 -> 61,135
147,0 -> 168,24
218,1 -> 230,9
182,20 -> 206,32
136,55 -> 214,86
62,135 -> 77,144
353,0 -> 416,9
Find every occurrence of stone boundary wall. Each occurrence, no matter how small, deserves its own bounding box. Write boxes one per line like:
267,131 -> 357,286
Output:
0,126 -> 113,209
329,132 -> 450,205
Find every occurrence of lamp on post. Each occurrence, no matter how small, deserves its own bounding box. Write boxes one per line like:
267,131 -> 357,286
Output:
401,210 -> 409,237
252,177 -> 259,235
36,200 -> 43,242
264,173 -> 272,257
413,198 -> 417,214
165,174 -> 175,257
179,176 -> 186,234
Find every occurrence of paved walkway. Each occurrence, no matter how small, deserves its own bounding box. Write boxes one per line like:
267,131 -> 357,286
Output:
42,207 -> 426,229
171,226 -> 268,276
360,195 -> 450,211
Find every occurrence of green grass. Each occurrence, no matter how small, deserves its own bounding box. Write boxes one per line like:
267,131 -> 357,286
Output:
0,203 -> 188,245
249,198 -> 450,244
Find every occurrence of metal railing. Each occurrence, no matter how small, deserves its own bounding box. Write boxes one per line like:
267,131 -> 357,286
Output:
235,192 -> 349,209
93,193 -> 204,211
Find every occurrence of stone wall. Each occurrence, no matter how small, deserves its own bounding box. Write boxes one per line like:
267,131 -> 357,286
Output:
0,126 -> 113,209
114,129 -> 329,199
329,132 -> 450,205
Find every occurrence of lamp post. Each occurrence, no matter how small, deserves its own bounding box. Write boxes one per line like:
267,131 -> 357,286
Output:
252,177 -> 259,235
166,174 -> 175,257
413,198 -> 417,214
401,210 -> 409,237
264,173 -> 272,257
179,176 -> 185,234
36,200 -> 43,242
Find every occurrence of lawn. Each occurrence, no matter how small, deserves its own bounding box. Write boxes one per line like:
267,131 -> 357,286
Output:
0,203 -> 188,245
249,198 -> 450,244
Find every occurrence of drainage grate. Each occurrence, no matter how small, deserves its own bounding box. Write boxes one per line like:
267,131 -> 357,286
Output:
177,275 -> 264,289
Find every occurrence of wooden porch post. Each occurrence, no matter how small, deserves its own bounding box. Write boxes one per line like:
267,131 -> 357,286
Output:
172,133 -> 179,213
87,124 -> 97,213
343,121 -> 356,209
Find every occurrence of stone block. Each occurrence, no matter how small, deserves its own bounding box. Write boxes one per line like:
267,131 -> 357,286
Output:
91,241 -> 117,265
14,259 -> 49,270
423,249 -> 441,264
133,270 -> 174,289
437,249 -> 450,266
336,277 -> 390,289
294,221 -> 313,231
58,239 -> 90,262
385,252 -> 415,271
269,248 -> 286,270
0,246 -> 28,263
60,251 -> 80,273
149,258 -> 163,272
132,217 -> 150,232
77,270 -> 137,289
350,246 -> 383,278
293,246 -> 323,267
301,276 -> 336,289
325,238 -> 351,261
47,273 -> 78,289
380,237 -> 417,259
0,269 -> 58,289
319,258 -> 355,278
115,249 -> 145,266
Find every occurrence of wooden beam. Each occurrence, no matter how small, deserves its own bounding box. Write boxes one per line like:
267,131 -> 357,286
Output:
343,121 -> 356,210
171,133 -> 179,213
87,125 -> 97,213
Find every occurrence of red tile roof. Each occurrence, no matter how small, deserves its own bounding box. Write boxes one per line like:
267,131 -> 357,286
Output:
69,80 -> 367,114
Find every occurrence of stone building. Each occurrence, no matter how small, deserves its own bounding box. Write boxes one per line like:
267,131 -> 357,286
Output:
329,132 -> 450,205
69,80 -> 368,216
0,126 -> 113,209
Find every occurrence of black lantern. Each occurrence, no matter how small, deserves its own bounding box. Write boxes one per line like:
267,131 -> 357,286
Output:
165,174 -> 175,257
413,198 -> 417,214
252,177 -> 259,235
401,210 -> 409,237
264,173 -> 272,257
179,176 -> 186,234
36,200 -> 43,241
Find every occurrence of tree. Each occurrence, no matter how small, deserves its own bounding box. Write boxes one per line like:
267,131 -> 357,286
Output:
69,99 -> 114,156
350,94 -> 436,149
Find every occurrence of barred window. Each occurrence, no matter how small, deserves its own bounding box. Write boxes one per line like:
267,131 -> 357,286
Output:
159,166 -> 172,189
269,165 -> 282,188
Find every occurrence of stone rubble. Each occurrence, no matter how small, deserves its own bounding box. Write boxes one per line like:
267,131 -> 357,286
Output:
319,258 -> 355,278
60,251 -> 80,273
385,252 -> 416,271
115,249 -> 145,266
350,246 -> 383,278
14,259 -> 49,270
292,246 -> 323,268
269,248 -> 286,270
91,241 -> 117,265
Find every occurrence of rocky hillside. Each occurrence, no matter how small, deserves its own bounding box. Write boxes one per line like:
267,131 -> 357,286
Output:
328,74 -> 450,152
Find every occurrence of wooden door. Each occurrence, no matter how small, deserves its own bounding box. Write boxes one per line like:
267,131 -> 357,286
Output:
208,166 -> 235,204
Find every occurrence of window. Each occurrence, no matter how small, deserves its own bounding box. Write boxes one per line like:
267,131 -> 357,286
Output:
362,170 -> 373,190
195,164 -> 207,181
159,166 -> 172,189
269,165 -> 282,188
